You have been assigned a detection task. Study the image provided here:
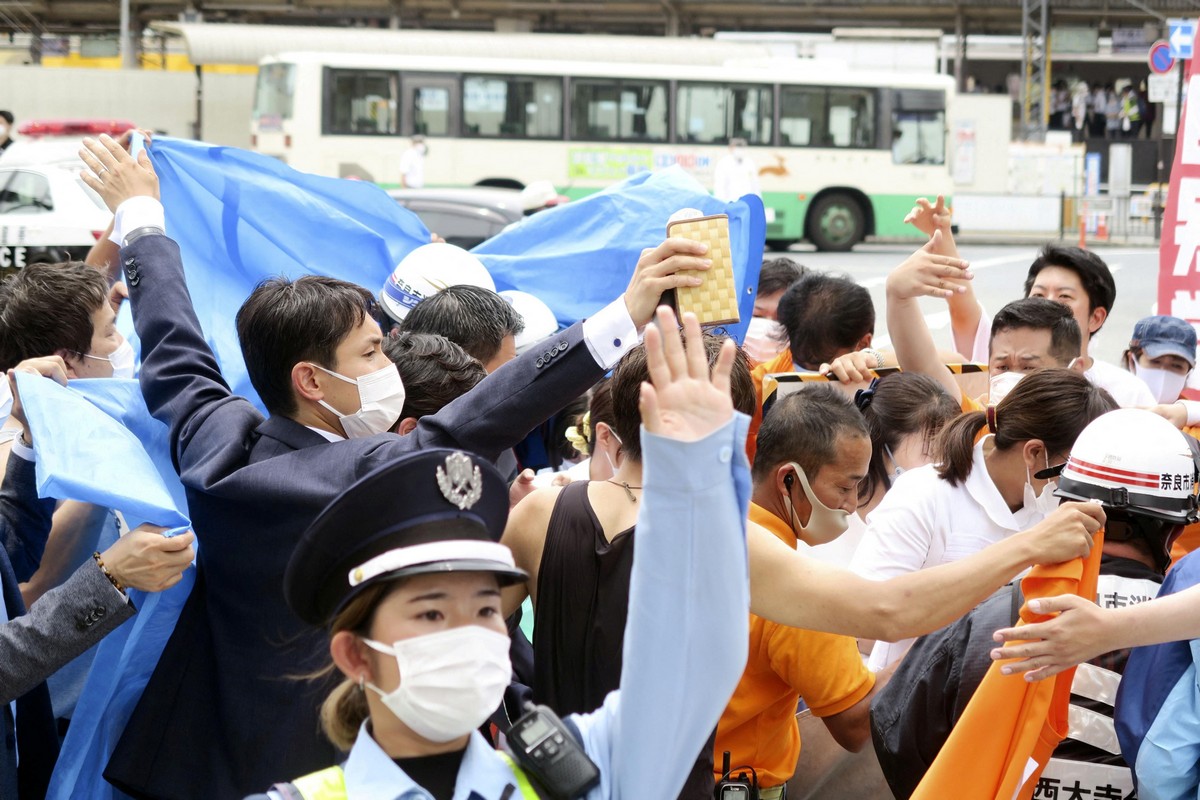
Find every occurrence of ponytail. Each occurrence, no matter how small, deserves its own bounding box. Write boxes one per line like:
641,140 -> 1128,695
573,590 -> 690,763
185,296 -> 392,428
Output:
935,411 -> 990,486
321,678 -> 370,752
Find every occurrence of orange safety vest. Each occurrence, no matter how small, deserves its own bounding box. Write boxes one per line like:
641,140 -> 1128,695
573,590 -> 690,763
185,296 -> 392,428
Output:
911,530 -> 1106,800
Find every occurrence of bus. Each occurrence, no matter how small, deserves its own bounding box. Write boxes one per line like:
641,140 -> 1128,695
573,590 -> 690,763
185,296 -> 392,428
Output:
252,38 -> 953,251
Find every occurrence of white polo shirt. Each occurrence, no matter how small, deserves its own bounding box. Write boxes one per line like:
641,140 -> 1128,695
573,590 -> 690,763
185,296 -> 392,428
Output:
850,436 -> 1047,669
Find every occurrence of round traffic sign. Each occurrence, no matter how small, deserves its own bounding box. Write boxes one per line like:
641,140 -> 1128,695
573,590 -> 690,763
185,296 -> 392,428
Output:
1150,40 -> 1176,74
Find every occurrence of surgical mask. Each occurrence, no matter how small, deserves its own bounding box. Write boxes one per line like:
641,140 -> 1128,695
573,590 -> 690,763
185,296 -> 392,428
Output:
311,362 -> 406,439
742,317 -> 787,363
1022,452 -> 1060,517
1133,363 -> 1189,404
0,378 -> 11,422
988,371 -> 1024,404
82,337 -> 136,379
601,428 -> 623,475
882,444 -> 905,482
783,461 -> 851,545
363,626 -> 511,743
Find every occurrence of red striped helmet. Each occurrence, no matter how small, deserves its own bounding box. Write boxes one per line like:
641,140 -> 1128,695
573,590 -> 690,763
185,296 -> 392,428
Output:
1056,409 -> 1198,525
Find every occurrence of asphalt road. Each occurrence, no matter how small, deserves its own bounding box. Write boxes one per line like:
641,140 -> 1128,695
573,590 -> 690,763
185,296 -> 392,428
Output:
780,242 -> 1163,366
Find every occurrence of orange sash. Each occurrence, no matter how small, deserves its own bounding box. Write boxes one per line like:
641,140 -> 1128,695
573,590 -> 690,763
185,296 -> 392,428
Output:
911,530 -> 1105,800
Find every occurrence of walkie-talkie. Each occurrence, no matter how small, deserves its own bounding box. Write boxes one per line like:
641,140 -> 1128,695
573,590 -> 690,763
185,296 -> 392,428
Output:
714,751 -> 758,800
506,703 -> 601,799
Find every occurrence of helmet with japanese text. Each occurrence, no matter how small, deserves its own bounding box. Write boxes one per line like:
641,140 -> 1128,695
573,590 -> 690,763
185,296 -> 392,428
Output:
1055,409 -> 1199,571
379,243 -> 496,324
499,290 -> 559,356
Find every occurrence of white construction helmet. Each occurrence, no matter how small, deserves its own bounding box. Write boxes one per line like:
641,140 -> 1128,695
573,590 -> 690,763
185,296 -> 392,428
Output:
379,243 -> 496,324
500,290 -> 560,355
1055,409 -> 1198,569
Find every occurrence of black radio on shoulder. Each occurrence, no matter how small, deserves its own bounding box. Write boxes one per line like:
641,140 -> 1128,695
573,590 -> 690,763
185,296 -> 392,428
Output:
714,751 -> 759,800
506,703 -> 601,799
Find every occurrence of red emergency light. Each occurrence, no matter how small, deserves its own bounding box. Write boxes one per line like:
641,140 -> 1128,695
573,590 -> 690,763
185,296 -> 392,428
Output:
17,120 -> 136,138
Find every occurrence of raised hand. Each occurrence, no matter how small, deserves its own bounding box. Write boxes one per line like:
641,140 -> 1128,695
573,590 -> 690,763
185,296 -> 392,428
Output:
639,307 -> 735,442
79,134 -> 160,213
623,239 -> 711,329
903,195 -> 953,238
885,230 -> 972,301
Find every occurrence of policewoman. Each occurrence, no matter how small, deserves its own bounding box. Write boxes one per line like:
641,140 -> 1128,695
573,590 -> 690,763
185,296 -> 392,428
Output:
252,308 -> 752,800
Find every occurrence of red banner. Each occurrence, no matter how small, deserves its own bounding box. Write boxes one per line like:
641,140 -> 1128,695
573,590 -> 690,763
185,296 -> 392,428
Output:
1161,30 -> 1200,400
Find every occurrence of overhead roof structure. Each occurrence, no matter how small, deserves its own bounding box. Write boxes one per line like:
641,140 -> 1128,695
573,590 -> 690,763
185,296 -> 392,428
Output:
2,0 -> 1196,38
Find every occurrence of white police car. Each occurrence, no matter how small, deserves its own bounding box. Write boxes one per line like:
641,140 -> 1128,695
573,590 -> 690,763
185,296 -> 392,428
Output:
0,120 -> 129,277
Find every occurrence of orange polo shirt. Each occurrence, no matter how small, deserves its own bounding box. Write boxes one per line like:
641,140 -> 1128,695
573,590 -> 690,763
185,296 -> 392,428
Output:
713,503 -> 875,788
747,348 -> 794,463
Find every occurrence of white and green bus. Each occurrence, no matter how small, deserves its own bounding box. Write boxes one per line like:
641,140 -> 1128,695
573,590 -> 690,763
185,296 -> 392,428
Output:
253,38 -> 953,251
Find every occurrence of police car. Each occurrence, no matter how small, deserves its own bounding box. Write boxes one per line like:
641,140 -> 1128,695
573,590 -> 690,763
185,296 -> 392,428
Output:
0,120 -> 131,277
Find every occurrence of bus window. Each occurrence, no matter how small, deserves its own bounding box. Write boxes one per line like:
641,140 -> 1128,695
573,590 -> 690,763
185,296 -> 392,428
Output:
463,75 -> 563,138
827,88 -> 875,148
779,86 -> 825,146
675,83 -> 772,144
891,110 -> 946,165
327,70 -> 398,135
413,87 -> 451,136
570,79 -> 668,141
254,63 -> 294,131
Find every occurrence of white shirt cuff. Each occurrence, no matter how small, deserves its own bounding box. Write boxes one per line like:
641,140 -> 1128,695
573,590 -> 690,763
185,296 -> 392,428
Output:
109,196 -> 166,246
10,436 -> 34,462
1181,399 -> 1200,427
582,296 -> 640,370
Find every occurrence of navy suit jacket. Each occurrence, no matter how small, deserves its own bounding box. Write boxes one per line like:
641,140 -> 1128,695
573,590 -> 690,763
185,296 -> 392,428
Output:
0,452 -> 64,800
105,235 -> 606,800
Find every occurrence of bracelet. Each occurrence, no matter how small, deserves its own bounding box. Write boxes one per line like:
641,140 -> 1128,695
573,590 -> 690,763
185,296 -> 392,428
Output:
93,551 -> 125,594
17,430 -> 31,448
861,348 -> 885,369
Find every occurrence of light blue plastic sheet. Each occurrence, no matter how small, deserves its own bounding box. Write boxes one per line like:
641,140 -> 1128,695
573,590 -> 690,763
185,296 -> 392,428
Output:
472,166 -> 766,343
17,375 -> 192,800
117,137 -> 432,410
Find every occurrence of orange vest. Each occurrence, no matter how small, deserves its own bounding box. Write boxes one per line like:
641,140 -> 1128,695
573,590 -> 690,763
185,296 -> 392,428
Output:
911,531 -> 1105,800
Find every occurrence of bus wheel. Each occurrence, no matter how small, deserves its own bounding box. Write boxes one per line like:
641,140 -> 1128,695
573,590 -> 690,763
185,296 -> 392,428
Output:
808,193 -> 865,252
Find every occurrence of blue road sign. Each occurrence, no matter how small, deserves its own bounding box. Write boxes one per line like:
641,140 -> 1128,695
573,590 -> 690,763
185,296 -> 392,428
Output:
1150,40 -> 1176,73
1169,18 -> 1196,59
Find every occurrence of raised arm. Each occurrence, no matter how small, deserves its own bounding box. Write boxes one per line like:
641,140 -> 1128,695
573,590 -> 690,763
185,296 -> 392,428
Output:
574,308 -> 750,800
904,196 -> 983,358
78,135 -> 249,464
748,501 -> 1102,642
885,231 -> 972,403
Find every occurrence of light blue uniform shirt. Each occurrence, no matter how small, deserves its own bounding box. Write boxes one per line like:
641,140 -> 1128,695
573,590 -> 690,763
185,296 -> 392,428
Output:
281,414 -> 752,800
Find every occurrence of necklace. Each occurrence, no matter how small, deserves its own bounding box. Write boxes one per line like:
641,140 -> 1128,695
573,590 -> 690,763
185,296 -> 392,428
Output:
605,479 -> 642,503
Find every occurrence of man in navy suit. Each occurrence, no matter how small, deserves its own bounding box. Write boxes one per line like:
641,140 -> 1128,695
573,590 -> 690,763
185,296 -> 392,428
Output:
77,135 -> 712,800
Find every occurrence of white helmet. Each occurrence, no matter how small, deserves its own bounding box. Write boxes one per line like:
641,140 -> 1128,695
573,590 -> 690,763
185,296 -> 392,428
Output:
1056,409 -> 1198,570
379,243 -> 496,324
1056,409 -> 1197,523
499,290 -> 559,355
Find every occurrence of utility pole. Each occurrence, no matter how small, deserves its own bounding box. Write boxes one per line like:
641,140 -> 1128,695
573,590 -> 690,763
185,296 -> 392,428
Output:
1021,0 -> 1049,140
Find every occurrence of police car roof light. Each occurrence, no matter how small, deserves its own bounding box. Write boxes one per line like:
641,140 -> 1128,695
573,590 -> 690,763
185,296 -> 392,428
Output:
17,120 -> 136,138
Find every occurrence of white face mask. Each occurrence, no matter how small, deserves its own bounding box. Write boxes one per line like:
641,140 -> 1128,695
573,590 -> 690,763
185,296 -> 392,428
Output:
363,626 -> 511,743
312,362 -> 406,438
1022,452 -> 1060,518
784,462 -> 851,545
1133,363 -> 1190,405
882,444 -> 905,483
601,428 -> 623,475
988,371 -> 1024,405
742,317 -> 787,363
82,337 -> 136,379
